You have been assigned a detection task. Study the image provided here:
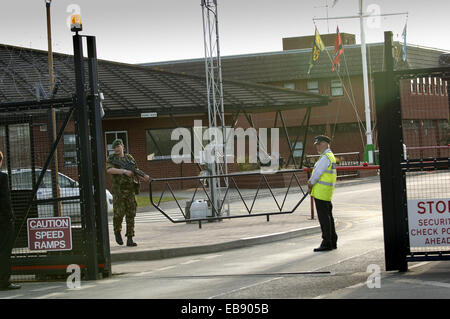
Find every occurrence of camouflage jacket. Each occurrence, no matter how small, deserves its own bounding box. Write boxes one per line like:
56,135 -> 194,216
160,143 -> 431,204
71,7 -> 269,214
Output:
106,153 -> 140,197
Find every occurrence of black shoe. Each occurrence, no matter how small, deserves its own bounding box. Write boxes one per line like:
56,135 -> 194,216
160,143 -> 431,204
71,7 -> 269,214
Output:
0,283 -> 21,290
127,237 -> 137,247
314,243 -> 333,252
314,246 -> 332,252
115,232 -> 123,245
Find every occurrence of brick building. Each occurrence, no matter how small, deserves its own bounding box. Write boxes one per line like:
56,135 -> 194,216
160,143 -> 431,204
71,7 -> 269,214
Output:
143,34 -> 450,159
0,43 -> 329,191
1,34 -> 449,192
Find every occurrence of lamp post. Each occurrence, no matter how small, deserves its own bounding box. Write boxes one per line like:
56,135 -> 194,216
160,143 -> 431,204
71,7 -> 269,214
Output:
45,0 -> 62,216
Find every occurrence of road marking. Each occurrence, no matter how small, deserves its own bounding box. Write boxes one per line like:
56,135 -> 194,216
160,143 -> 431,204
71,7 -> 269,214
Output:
129,271 -> 155,277
241,227 -> 317,240
156,265 -> 176,271
72,284 -> 96,290
31,285 -> 62,292
345,282 -> 366,289
36,292 -> 65,299
96,279 -> 121,285
202,254 -> 222,259
396,278 -> 450,289
208,277 -> 283,299
0,294 -> 24,299
408,261 -> 431,270
181,259 -> 201,265
139,271 -> 156,276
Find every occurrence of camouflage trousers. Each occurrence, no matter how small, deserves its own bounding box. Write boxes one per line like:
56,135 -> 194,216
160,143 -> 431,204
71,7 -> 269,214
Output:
113,195 -> 137,237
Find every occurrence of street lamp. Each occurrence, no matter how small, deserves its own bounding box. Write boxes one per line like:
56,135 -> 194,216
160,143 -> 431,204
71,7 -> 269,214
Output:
70,13 -> 83,32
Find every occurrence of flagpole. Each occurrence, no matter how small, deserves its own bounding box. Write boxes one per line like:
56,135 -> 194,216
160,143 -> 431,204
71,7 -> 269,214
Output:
313,2 -> 407,164
359,0 -> 375,164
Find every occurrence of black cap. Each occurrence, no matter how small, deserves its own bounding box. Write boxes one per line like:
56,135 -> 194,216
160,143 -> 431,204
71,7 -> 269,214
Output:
314,135 -> 331,145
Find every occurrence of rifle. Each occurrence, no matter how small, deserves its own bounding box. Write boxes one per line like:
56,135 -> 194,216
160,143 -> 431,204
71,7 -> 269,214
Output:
110,158 -> 147,179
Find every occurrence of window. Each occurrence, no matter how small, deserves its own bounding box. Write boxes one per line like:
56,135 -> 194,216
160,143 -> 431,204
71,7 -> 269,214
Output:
146,128 -> 191,161
403,120 -> 418,130
423,77 -> 428,94
307,80 -> 319,94
410,79 -> 416,94
292,141 -> 303,158
63,133 -> 77,166
308,125 -> 327,135
438,120 -> 449,130
330,79 -> 344,96
105,131 -> 129,156
57,174 -> 75,188
8,124 -> 31,169
335,122 -> 360,133
422,120 -> 435,129
283,82 -> 295,90
422,120 -> 435,137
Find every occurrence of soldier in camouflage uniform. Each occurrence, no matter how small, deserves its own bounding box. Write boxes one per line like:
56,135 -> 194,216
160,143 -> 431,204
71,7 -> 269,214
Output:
106,139 -> 149,247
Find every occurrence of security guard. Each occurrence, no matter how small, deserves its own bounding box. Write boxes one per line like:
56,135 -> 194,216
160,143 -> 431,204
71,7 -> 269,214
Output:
106,139 -> 149,247
308,135 -> 338,252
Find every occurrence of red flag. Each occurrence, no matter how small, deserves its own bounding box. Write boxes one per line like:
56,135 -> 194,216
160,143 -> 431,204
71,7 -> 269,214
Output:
332,27 -> 343,72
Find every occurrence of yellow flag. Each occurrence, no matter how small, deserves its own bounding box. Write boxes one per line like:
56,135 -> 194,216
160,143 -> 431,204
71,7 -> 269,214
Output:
308,28 -> 325,75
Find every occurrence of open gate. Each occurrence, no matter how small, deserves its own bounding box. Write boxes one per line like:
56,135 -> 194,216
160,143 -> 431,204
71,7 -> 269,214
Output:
375,32 -> 450,271
0,34 -> 110,280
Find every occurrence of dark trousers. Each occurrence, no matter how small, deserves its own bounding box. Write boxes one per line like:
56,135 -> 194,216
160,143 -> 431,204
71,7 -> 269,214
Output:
314,198 -> 338,247
0,223 -> 14,287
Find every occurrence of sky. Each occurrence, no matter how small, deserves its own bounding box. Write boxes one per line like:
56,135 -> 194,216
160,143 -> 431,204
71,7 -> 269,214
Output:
1,0 -> 449,64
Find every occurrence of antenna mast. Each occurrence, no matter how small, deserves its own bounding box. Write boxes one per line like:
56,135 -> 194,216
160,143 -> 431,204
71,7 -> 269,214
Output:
201,0 -> 229,217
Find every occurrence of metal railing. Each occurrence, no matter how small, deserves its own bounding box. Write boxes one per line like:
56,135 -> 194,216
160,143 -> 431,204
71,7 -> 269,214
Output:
305,152 -> 361,178
149,169 -> 309,228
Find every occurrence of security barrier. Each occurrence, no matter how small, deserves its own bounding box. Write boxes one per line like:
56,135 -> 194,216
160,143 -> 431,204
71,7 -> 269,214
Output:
375,31 -> 450,271
149,169 -> 309,228
0,34 -> 110,281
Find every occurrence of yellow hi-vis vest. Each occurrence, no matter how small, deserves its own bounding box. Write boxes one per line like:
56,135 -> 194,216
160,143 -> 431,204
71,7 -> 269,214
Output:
311,150 -> 337,202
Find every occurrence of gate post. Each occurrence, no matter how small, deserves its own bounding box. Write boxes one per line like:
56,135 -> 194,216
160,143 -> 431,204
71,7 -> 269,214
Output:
375,31 -> 409,272
73,34 -> 99,280
86,35 -> 112,277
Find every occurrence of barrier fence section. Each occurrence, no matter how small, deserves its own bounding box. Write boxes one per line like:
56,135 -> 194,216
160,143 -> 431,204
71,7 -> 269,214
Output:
149,169 -> 310,228
305,152 -> 362,178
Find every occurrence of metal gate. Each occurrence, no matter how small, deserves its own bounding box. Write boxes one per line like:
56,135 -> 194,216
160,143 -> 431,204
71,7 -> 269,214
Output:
375,31 -> 450,271
0,34 -> 110,280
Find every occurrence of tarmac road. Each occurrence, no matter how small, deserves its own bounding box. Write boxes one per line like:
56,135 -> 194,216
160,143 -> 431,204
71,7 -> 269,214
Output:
2,175 -> 450,300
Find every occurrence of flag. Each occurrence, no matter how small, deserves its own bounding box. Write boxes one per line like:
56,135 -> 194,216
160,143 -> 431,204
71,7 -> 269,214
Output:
307,28 -> 325,75
332,26 -> 343,72
402,22 -> 407,61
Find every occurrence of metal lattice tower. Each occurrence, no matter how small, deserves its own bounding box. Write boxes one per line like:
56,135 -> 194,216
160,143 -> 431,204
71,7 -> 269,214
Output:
201,0 -> 229,217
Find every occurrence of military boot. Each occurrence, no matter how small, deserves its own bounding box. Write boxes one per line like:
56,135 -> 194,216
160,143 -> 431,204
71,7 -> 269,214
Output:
114,232 -> 123,245
127,236 -> 137,247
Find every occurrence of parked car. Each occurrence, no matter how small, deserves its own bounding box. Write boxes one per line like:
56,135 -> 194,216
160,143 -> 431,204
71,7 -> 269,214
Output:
7,168 -> 113,222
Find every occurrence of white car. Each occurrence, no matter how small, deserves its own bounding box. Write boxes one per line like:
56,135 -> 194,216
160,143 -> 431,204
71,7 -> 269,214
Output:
9,168 -> 113,222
